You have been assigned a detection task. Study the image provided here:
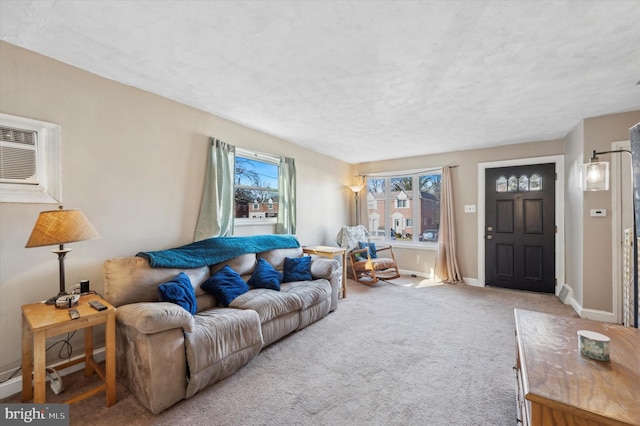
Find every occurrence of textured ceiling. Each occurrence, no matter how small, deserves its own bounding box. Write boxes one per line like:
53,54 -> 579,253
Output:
1,1 -> 639,164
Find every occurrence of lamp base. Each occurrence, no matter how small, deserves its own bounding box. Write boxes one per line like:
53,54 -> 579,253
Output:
45,291 -> 69,305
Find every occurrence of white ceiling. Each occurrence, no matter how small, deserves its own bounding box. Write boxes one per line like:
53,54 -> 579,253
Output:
1,1 -> 639,164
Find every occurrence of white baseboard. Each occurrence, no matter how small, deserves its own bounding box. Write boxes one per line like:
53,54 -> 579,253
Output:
398,269 -> 431,278
463,277 -> 482,287
0,348 -> 106,400
578,308 -> 616,323
565,296 -> 616,323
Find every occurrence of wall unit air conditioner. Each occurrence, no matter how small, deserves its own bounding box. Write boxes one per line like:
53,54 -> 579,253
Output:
0,113 -> 61,203
0,125 -> 39,185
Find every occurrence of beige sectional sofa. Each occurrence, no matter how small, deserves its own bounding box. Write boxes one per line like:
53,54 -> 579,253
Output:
103,243 -> 341,414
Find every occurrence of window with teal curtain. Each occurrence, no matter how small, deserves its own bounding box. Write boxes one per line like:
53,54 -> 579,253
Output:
196,142 -> 296,238
276,157 -> 296,234
194,138 -> 235,241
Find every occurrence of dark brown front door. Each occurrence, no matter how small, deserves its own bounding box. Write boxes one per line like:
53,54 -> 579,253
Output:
485,163 -> 555,293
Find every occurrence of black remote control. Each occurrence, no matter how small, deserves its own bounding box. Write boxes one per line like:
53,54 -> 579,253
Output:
89,300 -> 108,311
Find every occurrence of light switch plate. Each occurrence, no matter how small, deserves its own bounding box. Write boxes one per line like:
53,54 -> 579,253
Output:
590,209 -> 606,217
464,205 -> 476,213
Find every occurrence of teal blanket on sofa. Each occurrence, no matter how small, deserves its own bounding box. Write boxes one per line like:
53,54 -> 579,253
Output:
136,235 -> 300,268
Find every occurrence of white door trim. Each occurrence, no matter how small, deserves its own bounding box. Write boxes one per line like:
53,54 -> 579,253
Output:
477,155 -> 565,293
611,140 -> 632,324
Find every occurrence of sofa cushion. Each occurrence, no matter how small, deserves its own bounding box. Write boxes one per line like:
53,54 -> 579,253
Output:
248,258 -> 282,291
283,256 -> 312,282
210,253 -> 257,276
257,247 -> 303,269
281,279 -> 332,309
229,289 -> 303,324
185,308 -> 262,377
104,256 -> 210,307
201,265 -> 249,306
157,272 -> 197,314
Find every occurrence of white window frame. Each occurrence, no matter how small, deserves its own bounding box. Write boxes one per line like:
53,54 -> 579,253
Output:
366,168 -> 442,249
234,147 -> 280,226
0,113 -> 61,203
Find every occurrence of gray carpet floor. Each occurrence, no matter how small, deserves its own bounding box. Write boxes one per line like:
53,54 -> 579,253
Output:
4,278 -> 577,425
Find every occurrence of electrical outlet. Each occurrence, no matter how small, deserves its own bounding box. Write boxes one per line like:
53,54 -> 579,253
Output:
464,205 -> 476,213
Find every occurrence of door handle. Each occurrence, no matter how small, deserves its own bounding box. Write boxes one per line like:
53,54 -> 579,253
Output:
486,235 -> 493,240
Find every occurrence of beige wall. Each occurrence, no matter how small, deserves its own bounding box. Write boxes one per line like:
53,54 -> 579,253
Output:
357,139 -> 565,279
0,41 -> 352,376
581,111 -> 640,312
564,121 -> 585,305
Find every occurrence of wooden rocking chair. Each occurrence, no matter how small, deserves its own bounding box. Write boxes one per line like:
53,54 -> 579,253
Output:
348,244 -> 400,285
336,225 -> 401,285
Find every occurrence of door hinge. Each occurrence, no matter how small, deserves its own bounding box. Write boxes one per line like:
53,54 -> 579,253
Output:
555,225 -> 558,233
555,172 -> 558,180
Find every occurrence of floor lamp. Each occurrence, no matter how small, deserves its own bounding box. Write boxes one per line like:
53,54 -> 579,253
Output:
583,149 -> 638,328
349,185 -> 365,226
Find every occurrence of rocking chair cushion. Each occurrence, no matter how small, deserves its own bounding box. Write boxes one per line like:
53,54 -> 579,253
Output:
353,257 -> 397,272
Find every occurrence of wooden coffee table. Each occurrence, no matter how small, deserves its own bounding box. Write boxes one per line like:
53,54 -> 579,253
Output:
514,309 -> 640,425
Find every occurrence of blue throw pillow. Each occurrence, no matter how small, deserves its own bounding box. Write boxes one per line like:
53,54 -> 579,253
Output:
283,256 -> 312,283
357,242 -> 377,259
157,272 -> 197,314
201,265 -> 249,306
248,258 -> 283,291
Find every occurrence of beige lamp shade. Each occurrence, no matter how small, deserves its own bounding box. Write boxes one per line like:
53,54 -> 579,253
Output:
26,207 -> 101,248
348,185 -> 365,193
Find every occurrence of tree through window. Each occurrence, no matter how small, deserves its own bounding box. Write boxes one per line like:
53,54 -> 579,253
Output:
234,152 -> 279,220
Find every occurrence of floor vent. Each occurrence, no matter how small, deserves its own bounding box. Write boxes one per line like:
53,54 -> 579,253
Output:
559,285 -> 570,303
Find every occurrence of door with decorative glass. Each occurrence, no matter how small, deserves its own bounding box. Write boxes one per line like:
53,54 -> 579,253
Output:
485,163 -> 555,293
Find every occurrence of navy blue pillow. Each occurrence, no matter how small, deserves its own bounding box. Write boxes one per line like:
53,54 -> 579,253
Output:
283,256 -> 312,283
357,242 -> 378,259
248,258 -> 282,291
201,265 -> 249,306
157,272 -> 197,314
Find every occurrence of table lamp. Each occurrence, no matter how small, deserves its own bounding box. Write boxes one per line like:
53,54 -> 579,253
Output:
26,206 -> 101,304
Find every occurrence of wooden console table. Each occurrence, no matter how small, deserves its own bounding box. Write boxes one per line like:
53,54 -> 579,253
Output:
514,309 -> 640,426
303,246 -> 347,298
22,294 -> 116,407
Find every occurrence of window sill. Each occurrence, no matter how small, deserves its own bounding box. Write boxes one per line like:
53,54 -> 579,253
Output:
235,218 -> 277,227
374,241 -> 438,251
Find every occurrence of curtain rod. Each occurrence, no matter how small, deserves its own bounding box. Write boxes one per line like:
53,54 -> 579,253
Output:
359,165 -> 458,178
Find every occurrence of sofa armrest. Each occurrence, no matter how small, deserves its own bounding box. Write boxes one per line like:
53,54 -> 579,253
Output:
310,258 -> 339,280
116,302 -> 195,334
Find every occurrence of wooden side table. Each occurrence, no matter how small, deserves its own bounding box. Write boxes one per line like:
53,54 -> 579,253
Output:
21,294 -> 116,407
303,246 -> 347,298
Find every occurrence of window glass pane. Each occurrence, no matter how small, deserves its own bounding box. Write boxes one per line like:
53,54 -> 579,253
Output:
508,176 -> 518,192
419,174 -> 440,242
496,176 -> 507,192
519,175 -> 529,192
234,156 -> 279,219
366,173 -> 441,244
391,177 -> 413,241
530,173 -> 542,191
366,178 -> 385,241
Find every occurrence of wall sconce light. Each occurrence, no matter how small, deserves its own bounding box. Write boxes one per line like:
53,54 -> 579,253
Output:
582,149 -> 632,191
582,151 -> 611,191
